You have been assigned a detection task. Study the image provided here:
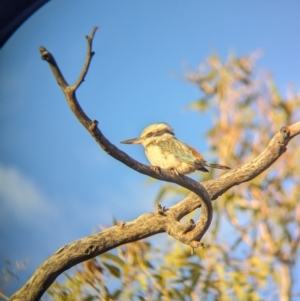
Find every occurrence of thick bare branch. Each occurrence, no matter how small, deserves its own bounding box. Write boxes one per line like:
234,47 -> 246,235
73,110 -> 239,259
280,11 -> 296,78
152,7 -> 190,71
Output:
8,209 -> 205,301
174,123 -> 300,220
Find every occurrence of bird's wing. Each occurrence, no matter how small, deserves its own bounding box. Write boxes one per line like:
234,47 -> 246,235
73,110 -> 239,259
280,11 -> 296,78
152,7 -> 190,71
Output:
173,142 -> 209,169
157,139 -> 199,164
156,139 -> 209,172
187,146 -> 209,171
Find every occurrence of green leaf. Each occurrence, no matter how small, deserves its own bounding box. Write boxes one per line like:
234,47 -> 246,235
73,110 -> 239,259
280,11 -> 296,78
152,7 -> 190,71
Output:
188,98 -> 209,112
100,252 -> 125,267
102,262 -> 121,278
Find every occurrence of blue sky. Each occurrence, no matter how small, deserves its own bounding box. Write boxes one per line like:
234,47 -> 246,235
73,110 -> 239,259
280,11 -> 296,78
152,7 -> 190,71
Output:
1,0 -> 300,296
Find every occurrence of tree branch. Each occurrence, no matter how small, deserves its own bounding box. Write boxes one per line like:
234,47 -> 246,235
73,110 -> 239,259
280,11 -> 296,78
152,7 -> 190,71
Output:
174,123 -> 300,220
38,27 -> 213,248
73,26 -> 98,90
8,27 -> 300,301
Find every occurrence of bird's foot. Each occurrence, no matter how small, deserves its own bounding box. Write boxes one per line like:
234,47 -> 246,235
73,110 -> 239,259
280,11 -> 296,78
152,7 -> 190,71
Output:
151,166 -> 162,174
171,168 -> 183,176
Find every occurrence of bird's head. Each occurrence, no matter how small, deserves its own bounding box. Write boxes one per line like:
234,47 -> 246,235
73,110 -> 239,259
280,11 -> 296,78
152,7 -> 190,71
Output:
120,122 -> 174,147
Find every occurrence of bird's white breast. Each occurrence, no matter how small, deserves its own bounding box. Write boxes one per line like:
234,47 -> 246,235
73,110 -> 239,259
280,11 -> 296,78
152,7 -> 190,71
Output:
145,144 -> 196,174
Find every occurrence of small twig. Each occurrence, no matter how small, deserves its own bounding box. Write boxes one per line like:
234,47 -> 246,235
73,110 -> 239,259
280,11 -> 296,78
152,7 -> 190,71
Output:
72,26 -> 99,91
39,46 -> 69,88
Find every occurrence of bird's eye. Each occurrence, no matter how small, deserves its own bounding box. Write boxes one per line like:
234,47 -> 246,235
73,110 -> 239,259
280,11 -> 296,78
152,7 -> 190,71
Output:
146,132 -> 153,137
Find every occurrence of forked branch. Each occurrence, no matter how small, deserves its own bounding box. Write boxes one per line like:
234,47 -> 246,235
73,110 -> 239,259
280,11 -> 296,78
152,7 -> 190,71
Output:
39,26 -> 213,247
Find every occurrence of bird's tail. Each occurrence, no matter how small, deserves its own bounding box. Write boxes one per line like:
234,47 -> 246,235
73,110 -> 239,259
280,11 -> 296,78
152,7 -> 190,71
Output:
203,161 -> 231,170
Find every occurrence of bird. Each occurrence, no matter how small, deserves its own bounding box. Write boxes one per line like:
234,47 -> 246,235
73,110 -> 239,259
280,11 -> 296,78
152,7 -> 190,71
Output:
120,122 -> 230,175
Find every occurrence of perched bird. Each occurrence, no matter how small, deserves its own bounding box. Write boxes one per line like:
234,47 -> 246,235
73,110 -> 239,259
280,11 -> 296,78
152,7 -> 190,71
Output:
120,122 -> 230,175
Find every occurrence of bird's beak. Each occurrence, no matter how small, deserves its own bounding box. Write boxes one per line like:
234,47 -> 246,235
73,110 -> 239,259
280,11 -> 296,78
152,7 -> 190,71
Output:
120,137 -> 143,144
